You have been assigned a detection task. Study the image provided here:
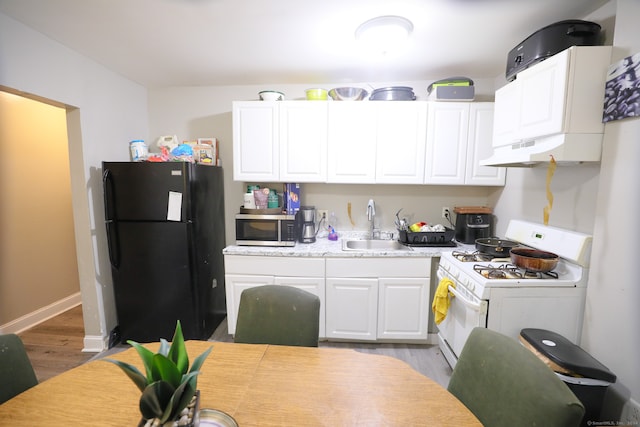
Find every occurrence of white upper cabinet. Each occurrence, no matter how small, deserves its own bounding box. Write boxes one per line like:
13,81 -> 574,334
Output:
279,101 -> 328,182
327,102 -> 377,183
425,102 -> 505,186
232,101 -> 279,182
233,100 -> 503,185
465,103 -> 506,185
375,102 -> 427,184
327,102 -> 427,184
492,46 -> 612,149
424,103 -> 469,185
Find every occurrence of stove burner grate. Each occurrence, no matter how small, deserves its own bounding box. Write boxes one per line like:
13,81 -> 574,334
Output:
473,264 -> 559,280
452,251 -> 494,262
474,264 -> 523,279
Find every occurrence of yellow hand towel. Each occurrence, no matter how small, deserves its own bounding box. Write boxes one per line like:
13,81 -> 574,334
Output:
432,277 -> 455,325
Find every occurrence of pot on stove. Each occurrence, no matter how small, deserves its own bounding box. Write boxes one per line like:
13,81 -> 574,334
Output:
475,237 -> 520,257
510,248 -> 559,272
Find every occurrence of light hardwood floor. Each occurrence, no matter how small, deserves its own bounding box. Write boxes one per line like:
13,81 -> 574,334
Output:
20,305 -> 453,387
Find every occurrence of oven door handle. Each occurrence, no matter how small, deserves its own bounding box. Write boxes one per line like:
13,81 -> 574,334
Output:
448,285 -> 487,314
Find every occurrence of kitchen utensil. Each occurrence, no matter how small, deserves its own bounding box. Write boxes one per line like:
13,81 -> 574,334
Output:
369,86 -> 416,101
328,87 -> 368,101
259,90 -> 285,101
475,237 -> 520,257
510,248 -> 559,272
305,88 -> 328,100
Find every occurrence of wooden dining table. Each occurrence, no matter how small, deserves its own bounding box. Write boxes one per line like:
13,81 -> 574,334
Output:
0,341 -> 481,426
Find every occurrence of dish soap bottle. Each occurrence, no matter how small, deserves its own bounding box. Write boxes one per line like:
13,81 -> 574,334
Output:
328,212 -> 338,241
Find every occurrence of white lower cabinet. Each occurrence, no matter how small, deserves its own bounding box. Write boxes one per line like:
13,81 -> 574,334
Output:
225,254 -> 431,342
325,258 -> 431,341
377,277 -> 430,340
326,278 -> 378,341
224,255 -> 325,337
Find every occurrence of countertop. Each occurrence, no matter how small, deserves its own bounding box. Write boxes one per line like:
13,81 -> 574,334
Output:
223,232 -> 475,258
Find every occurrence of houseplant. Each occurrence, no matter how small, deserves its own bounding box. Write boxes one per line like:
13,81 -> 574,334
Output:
105,321 -> 212,426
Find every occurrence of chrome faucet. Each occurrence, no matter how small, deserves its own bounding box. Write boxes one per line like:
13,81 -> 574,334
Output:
367,199 -> 376,239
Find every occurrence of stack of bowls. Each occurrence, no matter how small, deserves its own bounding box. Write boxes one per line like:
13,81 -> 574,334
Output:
259,91 -> 285,101
369,86 -> 416,101
305,88 -> 328,100
328,87 -> 369,101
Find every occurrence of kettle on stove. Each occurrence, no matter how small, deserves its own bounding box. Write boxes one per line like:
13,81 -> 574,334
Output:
453,206 -> 493,244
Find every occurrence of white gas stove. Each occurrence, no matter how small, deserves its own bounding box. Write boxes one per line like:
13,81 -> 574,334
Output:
436,220 -> 592,368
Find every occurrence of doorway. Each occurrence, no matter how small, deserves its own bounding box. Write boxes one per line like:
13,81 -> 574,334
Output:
0,90 -> 81,330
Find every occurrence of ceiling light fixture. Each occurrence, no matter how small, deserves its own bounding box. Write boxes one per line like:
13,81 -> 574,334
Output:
355,15 -> 414,55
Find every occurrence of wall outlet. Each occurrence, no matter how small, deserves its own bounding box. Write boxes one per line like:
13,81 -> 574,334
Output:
317,209 -> 328,221
442,207 -> 451,220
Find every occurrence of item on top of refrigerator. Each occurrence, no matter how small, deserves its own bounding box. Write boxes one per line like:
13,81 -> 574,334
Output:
283,183 -> 300,215
157,135 -> 180,152
129,140 -> 148,161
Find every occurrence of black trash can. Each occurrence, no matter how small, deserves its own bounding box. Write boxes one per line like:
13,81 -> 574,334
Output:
520,328 -> 616,427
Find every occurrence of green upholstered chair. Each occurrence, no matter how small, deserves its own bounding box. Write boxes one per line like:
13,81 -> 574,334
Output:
234,285 -> 320,347
0,334 -> 38,404
447,327 -> 585,427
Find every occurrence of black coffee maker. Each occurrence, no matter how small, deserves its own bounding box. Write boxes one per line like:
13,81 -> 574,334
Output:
453,207 -> 493,244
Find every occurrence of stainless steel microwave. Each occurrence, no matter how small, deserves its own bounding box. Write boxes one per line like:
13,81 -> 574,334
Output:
235,213 -> 296,246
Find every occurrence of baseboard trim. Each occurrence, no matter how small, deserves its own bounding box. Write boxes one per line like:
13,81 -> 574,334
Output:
83,334 -> 109,353
0,292 -> 82,334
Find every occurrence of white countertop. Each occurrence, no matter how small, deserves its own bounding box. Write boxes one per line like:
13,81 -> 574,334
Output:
223,233 -> 475,258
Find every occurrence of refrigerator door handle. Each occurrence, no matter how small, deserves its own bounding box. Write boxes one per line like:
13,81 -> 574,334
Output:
102,168 -> 114,221
103,168 -> 120,268
106,220 -> 120,269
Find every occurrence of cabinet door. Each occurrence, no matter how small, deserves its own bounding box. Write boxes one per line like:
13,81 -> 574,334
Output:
232,102 -> 279,182
424,103 -> 469,185
376,102 -> 427,184
327,103 -> 377,183
325,278 -> 377,340
378,278 -> 430,340
517,49 -> 570,140
275,276 -> 326,338
279,102 -> 328,182
492,83 -> 521,148
224,274 -> 274,334
465,103 -> 505,186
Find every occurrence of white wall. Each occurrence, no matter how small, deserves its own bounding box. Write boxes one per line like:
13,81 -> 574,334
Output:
491,0 -> 639,418
583,0 -> 640,417
0,13 -> 149,350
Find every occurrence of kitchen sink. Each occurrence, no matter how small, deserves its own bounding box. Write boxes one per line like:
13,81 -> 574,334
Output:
342,239 -> 412,252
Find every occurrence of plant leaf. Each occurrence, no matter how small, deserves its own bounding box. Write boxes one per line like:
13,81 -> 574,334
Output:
140,381 -> 175,421
158,339 -> 169,357
103,359 -> 148,392
150,353 -> 181,388
168,320 -> 189,375
163,374 -> 197,423
127,340 -> 155,381
189,345 -> 213,375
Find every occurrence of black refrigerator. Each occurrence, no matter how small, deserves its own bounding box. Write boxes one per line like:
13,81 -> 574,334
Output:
102,161 -> 226,343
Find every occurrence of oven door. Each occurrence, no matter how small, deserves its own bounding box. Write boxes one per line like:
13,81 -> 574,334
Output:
436,267 -> 488,368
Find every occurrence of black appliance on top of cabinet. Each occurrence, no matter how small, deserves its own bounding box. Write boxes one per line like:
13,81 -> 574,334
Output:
506,20 -> 602,81
103,161 -> 226,343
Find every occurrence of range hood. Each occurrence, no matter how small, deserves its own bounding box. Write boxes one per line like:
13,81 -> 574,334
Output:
480,133 -> 603,167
